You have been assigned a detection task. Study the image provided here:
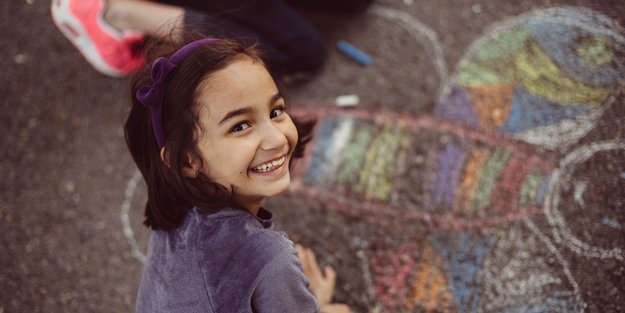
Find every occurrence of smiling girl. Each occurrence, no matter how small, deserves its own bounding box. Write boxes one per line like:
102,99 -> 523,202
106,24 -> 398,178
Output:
125,37 -> 350,312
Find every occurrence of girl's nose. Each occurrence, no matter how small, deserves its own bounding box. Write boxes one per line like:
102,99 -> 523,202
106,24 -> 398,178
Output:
260,123 -> 288,151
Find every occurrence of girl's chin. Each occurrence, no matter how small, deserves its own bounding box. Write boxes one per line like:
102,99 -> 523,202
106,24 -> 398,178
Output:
261,175 -> 291,196
237,175 -> 292,201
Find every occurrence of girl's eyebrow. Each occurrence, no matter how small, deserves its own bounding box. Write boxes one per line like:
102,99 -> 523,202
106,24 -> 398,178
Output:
219,106 -> 253,125
269,92 -> 283,106
218,92 -> 283,125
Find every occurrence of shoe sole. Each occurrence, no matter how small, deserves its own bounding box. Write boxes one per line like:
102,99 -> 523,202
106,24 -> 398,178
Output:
50,0 -> 125,77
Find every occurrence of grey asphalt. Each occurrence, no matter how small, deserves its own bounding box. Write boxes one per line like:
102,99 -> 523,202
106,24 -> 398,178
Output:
2,0 -> 625,312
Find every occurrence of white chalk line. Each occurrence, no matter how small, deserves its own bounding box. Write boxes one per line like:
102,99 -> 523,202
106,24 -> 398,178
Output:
120,169 -> 147,264
524,217 -> 587,312
480,224 -> 576,311
371,5 -> 448,98
324,118 -> 355,181
512,110 -> 604,151
356,248 -> 382,313
544,140 -> 625,260
572,181 -> 587,207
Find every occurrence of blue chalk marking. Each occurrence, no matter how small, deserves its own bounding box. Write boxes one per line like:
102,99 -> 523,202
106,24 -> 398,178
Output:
429,233 -> 492,313
337,40 -> 372,66
501,87 -> 589,134
305,118 -> 337,184
535,173 -> 551,207
601,217 -> 622,229
620,172 -> 625,179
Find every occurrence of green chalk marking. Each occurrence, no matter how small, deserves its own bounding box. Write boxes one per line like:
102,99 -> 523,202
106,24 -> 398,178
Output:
473,149 -> 512,212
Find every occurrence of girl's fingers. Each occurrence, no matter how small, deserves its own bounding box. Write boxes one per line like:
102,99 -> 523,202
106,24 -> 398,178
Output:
296,245 -> 308,270
305,247 -> 322,278
296,245 -> 341,305
320,303 -> 352,313
323,266 -> 336,284
298,246 -> 322,281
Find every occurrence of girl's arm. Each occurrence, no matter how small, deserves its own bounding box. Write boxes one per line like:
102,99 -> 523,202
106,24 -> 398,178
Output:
297,246 -> 352,313
251,244 -> 320,313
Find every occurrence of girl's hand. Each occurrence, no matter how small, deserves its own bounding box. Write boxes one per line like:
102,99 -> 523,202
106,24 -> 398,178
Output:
296,245 -> 352,313
320,303 -> 352,313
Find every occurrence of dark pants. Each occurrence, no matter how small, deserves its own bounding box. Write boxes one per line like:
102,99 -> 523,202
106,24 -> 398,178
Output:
154,0 -> 373,76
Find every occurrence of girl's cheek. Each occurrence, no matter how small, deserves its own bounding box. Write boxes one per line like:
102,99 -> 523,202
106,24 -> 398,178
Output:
287,119 -> 298,147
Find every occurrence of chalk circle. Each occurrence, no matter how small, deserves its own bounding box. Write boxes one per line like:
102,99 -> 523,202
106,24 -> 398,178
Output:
437,7 -> 625,150
120,169 -> 148,264
544,140 -> 625,261
370,5 -> 448,97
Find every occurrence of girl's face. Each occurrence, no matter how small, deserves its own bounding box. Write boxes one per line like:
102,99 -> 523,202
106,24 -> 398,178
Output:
192,57 -> 298,214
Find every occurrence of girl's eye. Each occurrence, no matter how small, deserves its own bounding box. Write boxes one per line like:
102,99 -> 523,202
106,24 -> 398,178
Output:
230,122 -> 251,133
270,106 -> 285,119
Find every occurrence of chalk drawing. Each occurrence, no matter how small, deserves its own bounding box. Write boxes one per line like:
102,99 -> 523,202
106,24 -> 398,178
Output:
370,5 -> 448,96
369,239 -> 457,313
369,240 -> 421,312
286,5 -> 625,313
435,6 -> 625,150
405,242 -> 455,312
544,140 -> 625,260
480,221 -> 584,312
523,218 -> 586,312
117,5 -> 625,313
290,107 -> 554,230
120,169 -> 146,264
429,233 -> 493,312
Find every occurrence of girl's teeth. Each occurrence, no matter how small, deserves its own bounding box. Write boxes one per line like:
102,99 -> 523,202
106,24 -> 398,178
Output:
254,156 -> 285,172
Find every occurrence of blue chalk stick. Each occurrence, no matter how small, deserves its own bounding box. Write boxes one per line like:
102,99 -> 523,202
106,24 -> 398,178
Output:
620,172 -> 625,179
601,217 -> 622,229
337,40 -> 372,66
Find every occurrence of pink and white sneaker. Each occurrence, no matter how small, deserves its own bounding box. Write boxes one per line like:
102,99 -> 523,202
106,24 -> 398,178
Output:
50,0 -> 146,77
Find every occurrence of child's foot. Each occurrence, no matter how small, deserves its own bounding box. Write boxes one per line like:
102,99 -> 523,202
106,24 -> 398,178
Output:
50,0 -> 145,77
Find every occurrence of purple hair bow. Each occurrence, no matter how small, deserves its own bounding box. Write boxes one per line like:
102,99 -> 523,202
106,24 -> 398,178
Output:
135,38 -> 221,149
136,57 -> 177,149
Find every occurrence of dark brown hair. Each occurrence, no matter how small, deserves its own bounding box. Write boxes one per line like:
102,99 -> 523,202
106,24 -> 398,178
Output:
125,37 -> 314,230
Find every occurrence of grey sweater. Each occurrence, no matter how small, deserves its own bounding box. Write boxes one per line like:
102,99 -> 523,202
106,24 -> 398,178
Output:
136,207 -> 320,313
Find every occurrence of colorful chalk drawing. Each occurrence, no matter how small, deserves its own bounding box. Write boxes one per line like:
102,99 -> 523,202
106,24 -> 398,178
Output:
119,5 -> 625,313
434,7 -> 625,151
290,108 -> 554,230
286,5 -> 625,313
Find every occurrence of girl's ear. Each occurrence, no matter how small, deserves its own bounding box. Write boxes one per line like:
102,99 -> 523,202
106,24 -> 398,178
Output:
160,147 -> 173,169
181,153 -> 200,178
160,148 -> 200,177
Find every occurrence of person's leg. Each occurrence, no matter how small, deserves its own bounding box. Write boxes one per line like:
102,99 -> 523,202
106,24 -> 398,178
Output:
288,0 -> 374,14
157,0 -> 327,78
105,0 -> 184,38
52,0 -> 326,77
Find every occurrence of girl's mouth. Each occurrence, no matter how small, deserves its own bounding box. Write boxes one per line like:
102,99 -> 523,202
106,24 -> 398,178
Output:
250,155 -> 287,173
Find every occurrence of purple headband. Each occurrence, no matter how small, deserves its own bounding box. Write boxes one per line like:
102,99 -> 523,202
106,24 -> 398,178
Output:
136,38 -> 221,149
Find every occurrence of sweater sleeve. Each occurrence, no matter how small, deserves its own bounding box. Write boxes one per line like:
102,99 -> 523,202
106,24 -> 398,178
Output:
251,247 -> 320,313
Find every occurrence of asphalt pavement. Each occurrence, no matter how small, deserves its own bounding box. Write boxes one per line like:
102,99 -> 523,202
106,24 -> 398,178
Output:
2,0 -> 625,312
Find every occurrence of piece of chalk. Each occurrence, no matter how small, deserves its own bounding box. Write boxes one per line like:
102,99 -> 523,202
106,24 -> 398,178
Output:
602,217 -> 622,229
337,40 -> 372,66
335,94 -> 360,107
